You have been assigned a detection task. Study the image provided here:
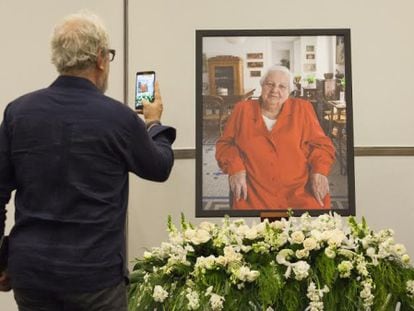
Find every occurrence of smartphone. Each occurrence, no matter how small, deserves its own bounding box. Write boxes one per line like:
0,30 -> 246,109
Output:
135,71 -> 156,110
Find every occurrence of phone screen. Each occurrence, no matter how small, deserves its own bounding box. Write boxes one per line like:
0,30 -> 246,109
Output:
135,71 -> 155,109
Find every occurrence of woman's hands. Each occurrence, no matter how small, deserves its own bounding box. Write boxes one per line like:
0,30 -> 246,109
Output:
310,173 -> 330,207
229,171 -> 247,201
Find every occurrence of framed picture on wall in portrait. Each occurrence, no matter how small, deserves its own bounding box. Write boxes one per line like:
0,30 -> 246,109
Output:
195,29 -> 354,218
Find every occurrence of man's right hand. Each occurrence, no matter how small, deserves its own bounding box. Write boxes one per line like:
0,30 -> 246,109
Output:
229,171 -> 248,201
142,81 -> 163,124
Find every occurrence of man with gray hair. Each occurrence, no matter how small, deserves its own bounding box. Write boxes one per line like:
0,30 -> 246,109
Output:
0,12 -> 175,310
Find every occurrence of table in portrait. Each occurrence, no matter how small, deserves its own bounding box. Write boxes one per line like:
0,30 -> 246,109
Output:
196,29 -> 355,218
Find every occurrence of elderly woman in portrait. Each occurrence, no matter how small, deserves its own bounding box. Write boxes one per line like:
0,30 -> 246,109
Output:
216,65 -> 335,210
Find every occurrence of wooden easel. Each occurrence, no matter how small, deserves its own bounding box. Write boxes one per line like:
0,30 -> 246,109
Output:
260,211 -> 290,223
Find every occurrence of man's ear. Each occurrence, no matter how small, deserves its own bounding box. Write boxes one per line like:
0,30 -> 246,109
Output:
96,50 -> 106,71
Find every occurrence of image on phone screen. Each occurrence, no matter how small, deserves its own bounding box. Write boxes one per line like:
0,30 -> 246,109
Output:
135,71 -> 155,109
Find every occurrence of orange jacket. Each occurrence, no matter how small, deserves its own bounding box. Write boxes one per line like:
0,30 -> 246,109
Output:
216,98 -> 335,210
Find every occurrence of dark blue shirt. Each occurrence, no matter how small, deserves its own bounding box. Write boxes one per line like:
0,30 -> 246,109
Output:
0,76 -> 176,291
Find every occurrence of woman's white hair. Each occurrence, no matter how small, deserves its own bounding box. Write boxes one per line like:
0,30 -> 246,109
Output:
260,65 -> 295,92
51,11 -> 110,74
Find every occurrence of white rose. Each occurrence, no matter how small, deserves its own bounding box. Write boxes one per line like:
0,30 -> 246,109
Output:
328,229 -> 345,247
271,220 -> 285,230
235,224 -> 250,236
184,229 -> 196,241
223,246 -> 242,263
366,247 -> 376,258
291,231 -> 305,244
246,270 -> 260,282
324,247 -> 336,259
310,229 -> 322,242
296,249 -> 309,259
245,227 -> 258,240
292,261 -> 310,280
199,221 -> 215,232
192,229 -> 211,245
303,237 -> 317,250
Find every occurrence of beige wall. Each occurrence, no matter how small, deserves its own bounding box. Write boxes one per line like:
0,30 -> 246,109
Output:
1,0 -> 414,310
0,1 -> 124,309
127,0 -> 414,263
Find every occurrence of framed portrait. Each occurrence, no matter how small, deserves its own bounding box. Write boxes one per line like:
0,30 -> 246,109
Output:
304,63 -> 317,72
247,53 -> 263,59
306,45 -> 315,52
196,29 -> 354,218
306,53 -> 315,60
247,61 -> 264,68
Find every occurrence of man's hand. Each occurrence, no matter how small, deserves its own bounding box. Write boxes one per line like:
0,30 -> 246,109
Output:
310,173 -> 329,207
229,171 -> 248,201
142,81 -> 163,124
0,271 -> 11,292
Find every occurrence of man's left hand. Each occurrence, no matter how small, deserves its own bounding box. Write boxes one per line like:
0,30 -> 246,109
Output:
311,173 -> 329,207
0,271 -> 11,292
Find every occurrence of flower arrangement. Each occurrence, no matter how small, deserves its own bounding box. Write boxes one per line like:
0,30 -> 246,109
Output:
128,213 -> 414,311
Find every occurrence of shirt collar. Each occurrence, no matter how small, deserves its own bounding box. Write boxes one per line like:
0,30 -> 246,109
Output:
49,75 -> 101,93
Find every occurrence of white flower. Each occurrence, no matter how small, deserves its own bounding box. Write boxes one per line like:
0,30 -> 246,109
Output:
324,247 -> 336,259
303,237 -> 318,250
153,285 -> 168,302
265,307 -> 275,311
292,261 -> 310,280
184,228 -> 196,240
393,243 -> 407,256
338,260 -> 353,278
234,266 -> 260,283
186,288 -> 200,310
189,229 -> 211,245
291,231 -> 305,244
276,249 -> 294,265
327,229 -> 345,247
306,282 -> 329,311
223,246 -> 242,263
143,251 -> 153,259
296,248 -> 310,259
245,227 -> 259,240
310,229 -> 323,242
407,280 -> 414,298
402,254 -> 410,265
199,221 -> 215,232
209,293 -> 225,311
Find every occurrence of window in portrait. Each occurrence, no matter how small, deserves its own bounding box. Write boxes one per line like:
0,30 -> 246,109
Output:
196,29 -> 354,218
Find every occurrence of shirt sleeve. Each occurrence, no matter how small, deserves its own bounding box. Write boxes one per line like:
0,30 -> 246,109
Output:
301,101 -> 336,176
122,113 -> 176,182
215,103 -> 246,175
0,108 -> 16,237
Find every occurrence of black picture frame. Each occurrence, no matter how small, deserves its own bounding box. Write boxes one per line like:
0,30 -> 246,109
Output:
196,29 -> 355,218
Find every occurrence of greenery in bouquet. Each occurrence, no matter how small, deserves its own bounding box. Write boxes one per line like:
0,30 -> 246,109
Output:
128,213 -> 414,311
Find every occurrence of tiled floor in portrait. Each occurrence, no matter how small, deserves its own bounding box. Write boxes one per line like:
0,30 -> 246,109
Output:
202,143 -> 349,211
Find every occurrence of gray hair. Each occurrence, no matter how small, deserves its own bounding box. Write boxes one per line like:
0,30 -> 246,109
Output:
260,65 -> 294,92
51,11 -> 110,74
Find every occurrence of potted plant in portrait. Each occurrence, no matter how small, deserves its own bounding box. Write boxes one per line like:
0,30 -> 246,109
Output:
306,75 -> 316,88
